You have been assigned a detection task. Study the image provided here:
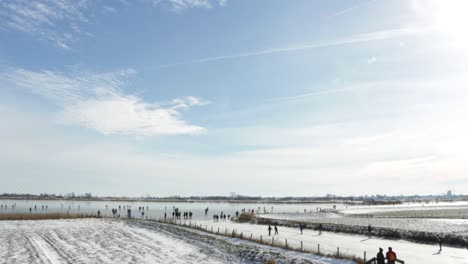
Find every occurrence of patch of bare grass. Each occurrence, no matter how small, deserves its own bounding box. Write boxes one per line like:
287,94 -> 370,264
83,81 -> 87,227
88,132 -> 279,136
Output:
0,213 -> 96,221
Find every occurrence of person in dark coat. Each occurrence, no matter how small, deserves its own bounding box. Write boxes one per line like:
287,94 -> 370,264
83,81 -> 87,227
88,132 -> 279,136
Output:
268,225 -> 272,236
274,225 -> 279,235
376,247 -> 385,264
437,234 -> 442,251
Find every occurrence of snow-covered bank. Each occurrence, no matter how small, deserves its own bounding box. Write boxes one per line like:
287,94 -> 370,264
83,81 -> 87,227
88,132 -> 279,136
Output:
0,218 -> 353,264
198,220 -> 468,264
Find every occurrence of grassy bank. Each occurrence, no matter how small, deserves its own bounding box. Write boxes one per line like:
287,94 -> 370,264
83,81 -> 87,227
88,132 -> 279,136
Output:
0,213 -> 97,221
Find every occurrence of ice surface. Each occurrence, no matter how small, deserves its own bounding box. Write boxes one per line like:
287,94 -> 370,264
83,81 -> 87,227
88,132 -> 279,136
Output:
199,220 -> 468,264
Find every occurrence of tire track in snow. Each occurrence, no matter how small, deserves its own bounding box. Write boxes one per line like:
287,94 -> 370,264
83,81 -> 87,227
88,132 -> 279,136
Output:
29,235 -> 63,264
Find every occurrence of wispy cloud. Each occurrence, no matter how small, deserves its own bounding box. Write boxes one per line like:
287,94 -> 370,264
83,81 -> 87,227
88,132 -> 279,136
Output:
102,5 -> 117,14
153,0 -> 227,12
331,0 -> 376,17
0,0 -> 92,49
0,68 -> 208,136
160,27 -> 432,67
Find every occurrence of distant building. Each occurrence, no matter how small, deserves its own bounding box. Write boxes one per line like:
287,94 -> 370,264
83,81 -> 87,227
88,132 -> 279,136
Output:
447,190 -> 453,197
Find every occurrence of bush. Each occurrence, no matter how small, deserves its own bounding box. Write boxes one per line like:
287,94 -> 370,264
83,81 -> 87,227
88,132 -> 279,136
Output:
238,212 -> 255,223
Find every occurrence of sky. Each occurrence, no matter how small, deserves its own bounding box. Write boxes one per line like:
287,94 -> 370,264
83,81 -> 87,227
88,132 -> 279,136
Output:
1,0 -> 468,197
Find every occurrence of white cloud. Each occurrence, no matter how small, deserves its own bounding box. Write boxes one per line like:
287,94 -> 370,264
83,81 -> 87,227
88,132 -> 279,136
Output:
0,0 -> 226,48
0,0 -> 92,49
170,96 -> 211,109
153,0 -> 227,12
0,68 -> 207,136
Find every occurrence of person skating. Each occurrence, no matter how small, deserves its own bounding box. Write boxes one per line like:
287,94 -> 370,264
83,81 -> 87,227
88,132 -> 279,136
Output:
299,223 -> 303,235
368,224 -> 373,238
376,247 -> 385,264
385,247 -> 397,264
318,223 -> 323,235
268,225 -> 272,236
274,225 -> 278,235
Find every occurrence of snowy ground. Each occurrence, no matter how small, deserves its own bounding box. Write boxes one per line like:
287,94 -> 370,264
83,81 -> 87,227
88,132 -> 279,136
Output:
198,220 -> 468,264
0,219 -> 353,264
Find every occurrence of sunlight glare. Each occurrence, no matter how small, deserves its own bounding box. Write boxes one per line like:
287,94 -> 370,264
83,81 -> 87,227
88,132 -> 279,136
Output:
433,1 -> 468,47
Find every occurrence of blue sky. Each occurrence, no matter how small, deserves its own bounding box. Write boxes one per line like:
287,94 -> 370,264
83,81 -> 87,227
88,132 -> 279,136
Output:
1,0 -> 468,196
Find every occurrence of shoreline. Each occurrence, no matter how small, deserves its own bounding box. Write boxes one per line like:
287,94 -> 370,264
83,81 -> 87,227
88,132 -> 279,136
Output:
0,212 -> 97,221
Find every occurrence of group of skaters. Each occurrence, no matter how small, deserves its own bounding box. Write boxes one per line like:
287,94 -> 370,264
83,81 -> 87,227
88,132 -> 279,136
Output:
1,204 -> 17,210
213,212 -> 230,222
267,225 -> 279,236
240,206 -> 274,214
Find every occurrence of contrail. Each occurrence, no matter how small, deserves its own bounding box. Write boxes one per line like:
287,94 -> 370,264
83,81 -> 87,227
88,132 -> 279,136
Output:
159,27 -> 431,68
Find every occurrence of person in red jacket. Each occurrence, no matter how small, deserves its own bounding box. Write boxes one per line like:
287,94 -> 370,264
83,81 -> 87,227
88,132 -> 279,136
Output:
386,247 -> 397,264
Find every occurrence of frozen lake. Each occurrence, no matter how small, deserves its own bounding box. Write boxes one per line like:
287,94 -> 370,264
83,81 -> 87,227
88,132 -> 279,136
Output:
0,199 -> 342,220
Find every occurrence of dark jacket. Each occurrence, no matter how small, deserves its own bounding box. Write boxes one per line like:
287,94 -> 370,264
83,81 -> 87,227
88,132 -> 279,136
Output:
376,252 -> 385,264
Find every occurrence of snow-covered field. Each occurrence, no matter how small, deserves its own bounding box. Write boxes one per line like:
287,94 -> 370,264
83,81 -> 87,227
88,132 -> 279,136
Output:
0,219 -> 353,264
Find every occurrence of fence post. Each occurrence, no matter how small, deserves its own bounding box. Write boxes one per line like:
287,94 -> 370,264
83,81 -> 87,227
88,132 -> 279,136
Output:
217,227 -> 219,234
337,247 -> 339,257
250,233 -> 252,240
318,244 -> 320,254
364,251 -> 366,262
240,232 -> 243,239
260,235 -> 262,243
301,241 -> 303,251
211,226 -> 213,232
272,237 -> 274,245
285,239 -> 288,248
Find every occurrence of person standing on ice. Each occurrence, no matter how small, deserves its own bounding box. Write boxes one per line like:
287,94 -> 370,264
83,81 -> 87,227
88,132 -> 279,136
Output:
299,223 -> 303,235
274,225 -> 279,235
318,223 -> 323,235
385,247 -> 397,264
436,234 -> 442,252
368,224 -> 373,238
376,248 -> 385,264
268,225 -> 272,236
